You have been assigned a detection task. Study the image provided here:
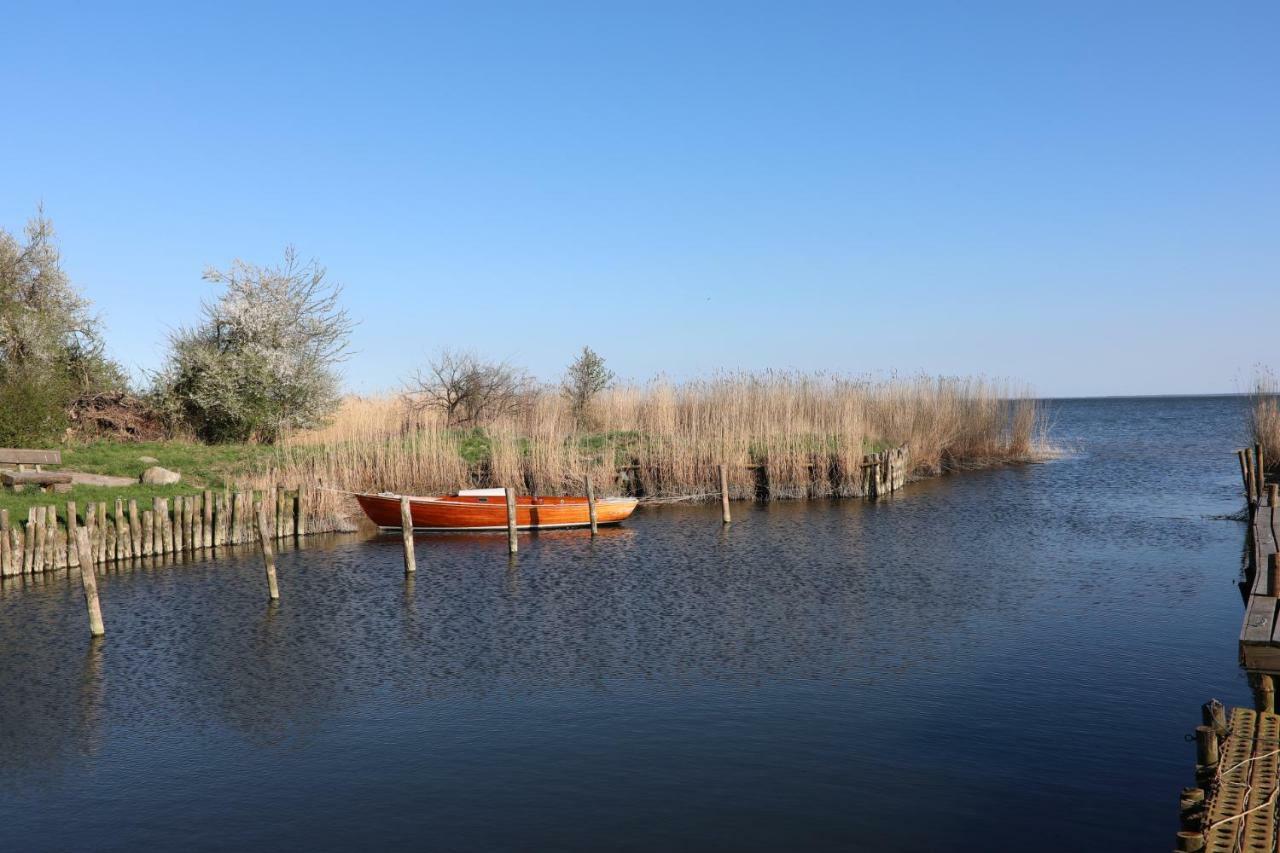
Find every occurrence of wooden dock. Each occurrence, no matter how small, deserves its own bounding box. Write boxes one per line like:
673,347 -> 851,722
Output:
1240,492 -> 1280,671
1179,705 -> 1280,852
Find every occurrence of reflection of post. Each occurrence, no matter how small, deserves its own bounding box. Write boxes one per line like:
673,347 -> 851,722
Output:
400,496 -> 416,574
74,527 -> 105,637
505,488 -> 518,555
255,499 -> 280,600
78,635 -> 106,758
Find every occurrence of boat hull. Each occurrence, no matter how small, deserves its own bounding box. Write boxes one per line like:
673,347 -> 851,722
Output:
355,493 -> 639,531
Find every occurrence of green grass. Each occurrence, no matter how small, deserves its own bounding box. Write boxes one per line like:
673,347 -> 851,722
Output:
0,440 -> 277,525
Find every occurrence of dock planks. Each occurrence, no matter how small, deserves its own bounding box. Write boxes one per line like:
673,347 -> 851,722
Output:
1239,496 -> 1280,670
1194,707 -> 1280,853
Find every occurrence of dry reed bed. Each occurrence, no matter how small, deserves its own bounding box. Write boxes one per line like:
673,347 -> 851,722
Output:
250,374 -> 1042,531
1251,371 -> 1280,472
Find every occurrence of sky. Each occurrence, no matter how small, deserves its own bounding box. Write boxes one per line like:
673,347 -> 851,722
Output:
1,1 -> 1276,398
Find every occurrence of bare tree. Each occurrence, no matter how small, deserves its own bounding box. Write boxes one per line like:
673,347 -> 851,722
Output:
562,346 -> 614,428
406,349 -> 531,426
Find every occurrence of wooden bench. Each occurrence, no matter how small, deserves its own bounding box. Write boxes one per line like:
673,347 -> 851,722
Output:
0,449 -> 69,493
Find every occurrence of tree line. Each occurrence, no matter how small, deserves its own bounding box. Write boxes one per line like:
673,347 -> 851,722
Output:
0,209 -> 614,446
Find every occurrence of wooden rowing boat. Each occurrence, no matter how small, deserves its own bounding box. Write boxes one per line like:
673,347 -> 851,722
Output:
355,488 -> 639,531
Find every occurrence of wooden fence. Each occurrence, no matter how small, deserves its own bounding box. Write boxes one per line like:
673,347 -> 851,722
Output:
0,485 -> 310,578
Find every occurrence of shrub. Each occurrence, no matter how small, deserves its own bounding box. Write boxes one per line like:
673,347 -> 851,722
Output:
0,209 -> 123,444
156,248 -> 354,443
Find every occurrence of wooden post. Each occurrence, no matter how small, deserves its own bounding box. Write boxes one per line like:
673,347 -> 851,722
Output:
22,508 -> 35,574
11,527 -> 23,576
141,510 -> 154,557
103,518 -> 114,565
203,490 -> 213,548
162,498 -> 175,554
585,476 -> 598,535
1202,700 -> 1228,739
177,495 -> 188,551
255,498 -> 280,600
97,502 -> 108,563
46,505 -> 57,569
0,509 -> 10,577
33,505 -> 48,574
296,484 -> 307,537
213,494 -> 225,547
1269,554 -> 1280,597
505,487 -> 518,554
1241,449 -> 1254,497
74,527 -> 105,637
184,496 -> 195,552
128,500 -> 141,556
1258,443 -> 1267,495
719,464 -> 731,524
67,503 -> 80,568
151,498 -> 164,554
231,491 -> 244,545
115,498 -> 128,560
1175,831 -> 1206,852
275,485 -> 285,539
1246,448 -> 1258,504
1195,725 -> 1219,769
400,496 -> 416,574
1262,674 -> 1277,714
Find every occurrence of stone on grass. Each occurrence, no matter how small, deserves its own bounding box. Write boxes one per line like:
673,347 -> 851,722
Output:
141,466 -> 181,485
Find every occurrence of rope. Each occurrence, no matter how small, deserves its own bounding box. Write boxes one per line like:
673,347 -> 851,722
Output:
1201,745 -> 1280,840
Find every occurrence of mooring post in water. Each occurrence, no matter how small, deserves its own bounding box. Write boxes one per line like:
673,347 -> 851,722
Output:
1238,449 -> 1252,498
1258,443 -> 1267,494
1175,829 -> 1206,852
1201,700 -> 1228,739
254,499 -> 280,600
1258,674 -> 1276,714
400,496 -> 416,574
1245,448 -> 1258,506
1269,554 -> 1280,597
585,476 -> 598,535
1179,785 -> 1206,830
296,484 -> 307,538
719,464 -> 731,524
1195,724 -> 1219,771
73,527 -> 104,637
505,488 -> 518,554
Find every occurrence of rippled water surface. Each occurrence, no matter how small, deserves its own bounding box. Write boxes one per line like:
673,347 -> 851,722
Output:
0,396 -> 1256,851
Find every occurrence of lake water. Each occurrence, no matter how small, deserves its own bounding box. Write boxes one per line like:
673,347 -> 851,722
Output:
0,396 -> 1256,851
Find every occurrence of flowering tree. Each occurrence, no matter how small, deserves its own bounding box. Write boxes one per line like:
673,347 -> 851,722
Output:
158,248 -> 354,443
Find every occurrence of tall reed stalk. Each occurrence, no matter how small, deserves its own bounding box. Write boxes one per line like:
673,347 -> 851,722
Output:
258,373 -> 1043,530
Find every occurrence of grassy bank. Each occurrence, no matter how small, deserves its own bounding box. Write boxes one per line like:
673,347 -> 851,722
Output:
0,441 -> 276,524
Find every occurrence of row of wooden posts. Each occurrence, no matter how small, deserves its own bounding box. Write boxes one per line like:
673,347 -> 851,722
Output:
392,447 -> 909,573
0,485 -> 311,579
54,446 -> 913,635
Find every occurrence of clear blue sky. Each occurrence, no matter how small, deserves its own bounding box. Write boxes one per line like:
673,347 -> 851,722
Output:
2,1 -> 1276,397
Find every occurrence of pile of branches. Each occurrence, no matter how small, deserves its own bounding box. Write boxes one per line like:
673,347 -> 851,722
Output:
68,391 -> 170,442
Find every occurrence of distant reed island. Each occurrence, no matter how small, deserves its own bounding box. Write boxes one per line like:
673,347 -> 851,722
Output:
269,373 -> 1044,532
